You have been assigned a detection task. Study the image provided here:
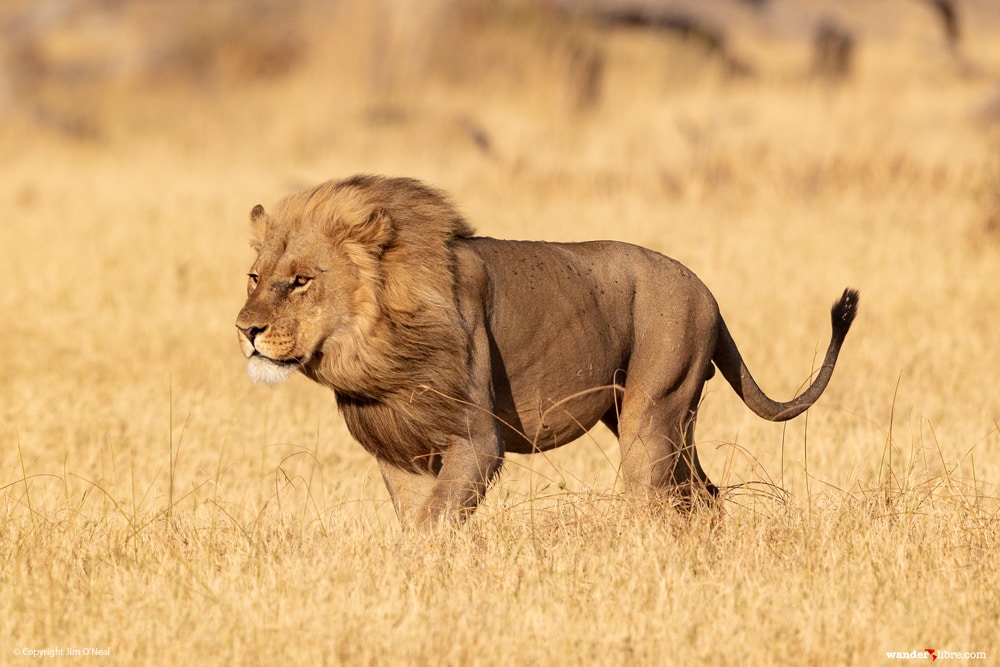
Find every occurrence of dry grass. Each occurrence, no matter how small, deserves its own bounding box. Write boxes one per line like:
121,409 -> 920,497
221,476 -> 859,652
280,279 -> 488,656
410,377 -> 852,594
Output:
2,0 -> 999,664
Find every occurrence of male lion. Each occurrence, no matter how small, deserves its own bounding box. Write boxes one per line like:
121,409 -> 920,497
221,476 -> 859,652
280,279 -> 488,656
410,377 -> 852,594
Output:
236,175 -> 858,527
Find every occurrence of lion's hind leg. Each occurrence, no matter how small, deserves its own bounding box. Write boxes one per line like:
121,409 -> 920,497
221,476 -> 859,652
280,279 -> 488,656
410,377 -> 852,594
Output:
616,371 -> 717,507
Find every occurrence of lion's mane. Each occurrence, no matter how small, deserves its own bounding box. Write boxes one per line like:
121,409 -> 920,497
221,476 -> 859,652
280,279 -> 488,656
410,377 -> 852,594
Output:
268,176 -> 477,472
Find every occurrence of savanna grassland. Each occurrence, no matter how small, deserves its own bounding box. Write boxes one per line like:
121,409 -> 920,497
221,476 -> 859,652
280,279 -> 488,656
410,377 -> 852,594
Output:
1,1 -> 999,664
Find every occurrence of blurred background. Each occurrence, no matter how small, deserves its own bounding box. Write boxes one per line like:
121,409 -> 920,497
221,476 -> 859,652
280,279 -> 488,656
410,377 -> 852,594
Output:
4,0 -> 999,168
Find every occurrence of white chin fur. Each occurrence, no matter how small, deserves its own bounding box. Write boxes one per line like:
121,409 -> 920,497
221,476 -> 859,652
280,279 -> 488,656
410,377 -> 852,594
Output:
247,356 -> 296,386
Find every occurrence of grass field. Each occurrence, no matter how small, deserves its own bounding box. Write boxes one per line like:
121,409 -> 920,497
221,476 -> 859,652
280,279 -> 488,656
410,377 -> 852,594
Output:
2,1 -> 999,664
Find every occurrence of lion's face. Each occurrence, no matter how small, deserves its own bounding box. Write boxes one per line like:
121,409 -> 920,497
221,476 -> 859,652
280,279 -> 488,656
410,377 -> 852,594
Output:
236,176 -> 474,397
235,208 -> 366,386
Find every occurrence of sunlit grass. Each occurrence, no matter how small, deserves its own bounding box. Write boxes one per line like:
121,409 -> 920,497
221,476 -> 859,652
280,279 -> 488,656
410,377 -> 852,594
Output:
2,0 -> 999,664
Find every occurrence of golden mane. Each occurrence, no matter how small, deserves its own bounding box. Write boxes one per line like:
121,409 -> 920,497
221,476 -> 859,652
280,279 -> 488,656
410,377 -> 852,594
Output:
271,176 -> 477,472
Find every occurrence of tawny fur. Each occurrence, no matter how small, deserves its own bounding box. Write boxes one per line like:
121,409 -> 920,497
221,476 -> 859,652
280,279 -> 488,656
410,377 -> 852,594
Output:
236,174 -> 858,526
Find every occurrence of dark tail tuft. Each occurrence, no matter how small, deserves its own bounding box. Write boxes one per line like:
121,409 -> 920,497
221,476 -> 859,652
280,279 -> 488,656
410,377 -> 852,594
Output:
831,288 -> 860,340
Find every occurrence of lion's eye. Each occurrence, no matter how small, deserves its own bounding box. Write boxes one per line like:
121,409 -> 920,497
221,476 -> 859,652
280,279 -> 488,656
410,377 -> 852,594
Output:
247,273 -> 259,290
292,275 -> 312,289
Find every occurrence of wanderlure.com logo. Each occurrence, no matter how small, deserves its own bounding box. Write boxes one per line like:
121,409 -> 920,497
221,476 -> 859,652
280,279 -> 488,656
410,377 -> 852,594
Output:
885,648 -> 988,661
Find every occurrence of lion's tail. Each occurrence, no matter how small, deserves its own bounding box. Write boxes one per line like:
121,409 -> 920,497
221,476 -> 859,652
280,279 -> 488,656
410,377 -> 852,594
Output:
712,288 -> 859,422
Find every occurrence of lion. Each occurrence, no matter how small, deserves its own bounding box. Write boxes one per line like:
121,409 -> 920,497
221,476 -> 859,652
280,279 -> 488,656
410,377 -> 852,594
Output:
236,175 -> 859,527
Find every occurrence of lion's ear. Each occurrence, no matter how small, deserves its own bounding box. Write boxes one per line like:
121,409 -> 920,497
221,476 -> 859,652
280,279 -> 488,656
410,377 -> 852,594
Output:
349,207 -> 393,249
249,204 -> 267,251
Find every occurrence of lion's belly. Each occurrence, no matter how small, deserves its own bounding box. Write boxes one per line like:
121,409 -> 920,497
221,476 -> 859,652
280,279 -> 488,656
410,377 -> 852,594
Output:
496,373 -> 619,454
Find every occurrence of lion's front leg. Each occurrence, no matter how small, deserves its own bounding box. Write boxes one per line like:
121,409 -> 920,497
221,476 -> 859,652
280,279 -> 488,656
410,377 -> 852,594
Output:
378,423 -> 503,529
425,428 -> 504,525
378,459 -> 437,527
377,245 -> 504,529
377,312 -> 504,528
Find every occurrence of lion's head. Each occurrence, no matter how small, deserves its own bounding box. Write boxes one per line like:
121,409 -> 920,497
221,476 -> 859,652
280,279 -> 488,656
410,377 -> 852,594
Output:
235,174 -> 475,402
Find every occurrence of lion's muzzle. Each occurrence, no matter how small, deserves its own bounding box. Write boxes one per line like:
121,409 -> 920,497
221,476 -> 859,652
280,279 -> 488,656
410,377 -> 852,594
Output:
235,322 -> 299,386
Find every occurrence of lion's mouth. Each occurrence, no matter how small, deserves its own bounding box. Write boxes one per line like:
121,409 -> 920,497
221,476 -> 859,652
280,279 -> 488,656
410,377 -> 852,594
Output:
250,350 -> 300,365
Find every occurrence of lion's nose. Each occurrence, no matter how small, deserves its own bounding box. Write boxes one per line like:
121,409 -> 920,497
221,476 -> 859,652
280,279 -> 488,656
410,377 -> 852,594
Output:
237,324 -> 266,343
